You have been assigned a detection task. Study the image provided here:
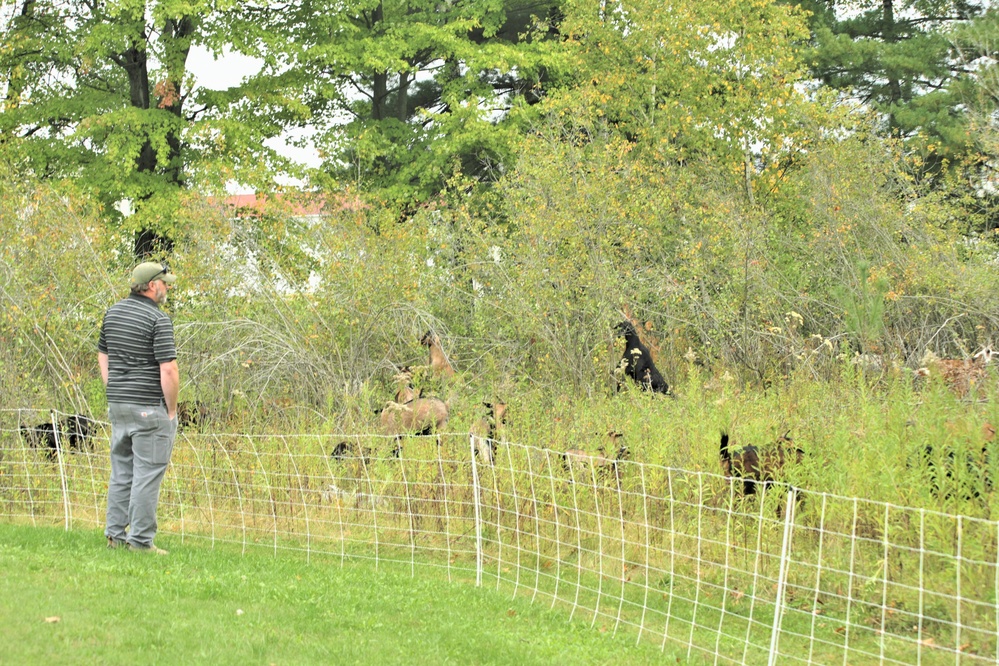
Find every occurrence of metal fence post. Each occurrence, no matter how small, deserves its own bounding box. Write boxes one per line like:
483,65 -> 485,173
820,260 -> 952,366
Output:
50,410 -> 71,531
768,489 -> 797,666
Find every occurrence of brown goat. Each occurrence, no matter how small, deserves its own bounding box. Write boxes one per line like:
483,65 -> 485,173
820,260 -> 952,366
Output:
392,366 -> 420,403
593,431 -> 631,483
561,448 -> 592,476
420,330 -> 455,378
177,400 -> 211,429
470,401 -> 508,465
561,431 -> 630,482
719,431 -> 803,498
380,396 -> 449,453
916,347 -> 995,398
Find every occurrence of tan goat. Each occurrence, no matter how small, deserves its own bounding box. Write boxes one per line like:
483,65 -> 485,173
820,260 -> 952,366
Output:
420,330 -> 455,378
916,347 -> 995,398
380,396 -> 450,454
561,430 -> 630,482
392,366 -> 420,403
470,401 -> 508,465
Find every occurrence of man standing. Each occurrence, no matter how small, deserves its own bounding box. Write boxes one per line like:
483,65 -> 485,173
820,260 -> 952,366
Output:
98,262 -> 179,555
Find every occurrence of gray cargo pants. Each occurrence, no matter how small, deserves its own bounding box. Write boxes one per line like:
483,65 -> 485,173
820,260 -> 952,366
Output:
105,403 -> 177,548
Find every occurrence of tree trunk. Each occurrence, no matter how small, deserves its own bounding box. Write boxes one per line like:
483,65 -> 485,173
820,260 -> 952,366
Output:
161,16 -> 196,188
371,0 -> 387,121
2,0 -> 35,112
397,70 -> 410,121
121,10 -> 196,258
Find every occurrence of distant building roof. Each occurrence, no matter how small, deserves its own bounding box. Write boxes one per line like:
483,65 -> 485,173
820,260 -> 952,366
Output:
216,191 -> 370,217
222,192 -> 326,217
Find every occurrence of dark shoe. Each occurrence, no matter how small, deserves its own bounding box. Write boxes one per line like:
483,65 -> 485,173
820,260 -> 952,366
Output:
106,536 -> 126,550
127,543 -> 169,556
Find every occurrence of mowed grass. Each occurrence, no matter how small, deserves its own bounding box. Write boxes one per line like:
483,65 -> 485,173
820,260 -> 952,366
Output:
0,523 -> 685,665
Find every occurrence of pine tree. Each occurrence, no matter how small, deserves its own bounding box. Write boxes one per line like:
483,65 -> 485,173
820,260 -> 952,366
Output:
805,0 -> 987,166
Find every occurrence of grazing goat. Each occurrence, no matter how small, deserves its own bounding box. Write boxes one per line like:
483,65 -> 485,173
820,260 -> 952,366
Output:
330,440 -> 373,466
177,400 -> 210,429
392,367 -> 420,403
20,422 -> 59,455
719,431 -> 804,498
420,330 -> 455,378
922,421 -> 996,500
561,431 -> 631,482
470,401 -> 508,465
561,447 -> 591,476
380,396 -> 450,454
615,321 -> 670,395
915,347 -> 995,398
20,414 -> 96,459
63,414 -> 96,450
593,431 -> 631,483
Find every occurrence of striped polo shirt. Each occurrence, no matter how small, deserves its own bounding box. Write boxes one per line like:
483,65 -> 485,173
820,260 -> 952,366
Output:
98,294 -> 177,405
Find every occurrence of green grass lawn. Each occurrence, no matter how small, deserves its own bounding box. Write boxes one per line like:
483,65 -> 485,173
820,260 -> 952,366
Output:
0,522 -> 687,665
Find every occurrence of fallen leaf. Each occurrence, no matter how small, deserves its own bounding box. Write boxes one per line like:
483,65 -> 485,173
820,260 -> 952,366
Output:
507,609 -> 516,617
44,617 -> 60,624
919,637 -> 936,647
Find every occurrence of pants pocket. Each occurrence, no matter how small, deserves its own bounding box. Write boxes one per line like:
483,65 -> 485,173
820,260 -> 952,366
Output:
151,409 -> 176,464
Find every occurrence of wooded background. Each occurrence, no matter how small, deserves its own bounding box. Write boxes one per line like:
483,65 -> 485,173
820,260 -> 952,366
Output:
1,0 -> 998,419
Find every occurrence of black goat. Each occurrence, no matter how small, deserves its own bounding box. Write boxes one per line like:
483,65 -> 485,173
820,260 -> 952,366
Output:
20,422 -> 59,455
719,431 -> 804,499
330,440 -> 373,466
20,414 -> 96,459
64,414 -> 96,450
615,321 -> 670,395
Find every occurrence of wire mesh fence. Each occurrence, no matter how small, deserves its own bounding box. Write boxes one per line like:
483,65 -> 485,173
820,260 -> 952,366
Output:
1,408 -> 996,664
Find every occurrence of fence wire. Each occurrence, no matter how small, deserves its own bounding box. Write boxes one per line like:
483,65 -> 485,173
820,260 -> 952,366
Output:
1,408 -> 996,664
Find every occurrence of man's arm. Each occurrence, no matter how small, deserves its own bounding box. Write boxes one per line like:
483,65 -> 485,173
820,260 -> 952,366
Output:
98,352 -> 109,387
160,360 -> 179,419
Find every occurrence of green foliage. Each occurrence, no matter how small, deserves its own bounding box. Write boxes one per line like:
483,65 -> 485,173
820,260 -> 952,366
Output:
236,0 -> 565,210
549,0 -> 814,196
831,260 -> 889,352
0,0 -> 297,253
803,0 -> 990,172
0,0 -> 997,412
0,174 -> 121,413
